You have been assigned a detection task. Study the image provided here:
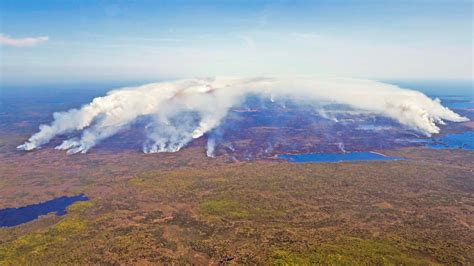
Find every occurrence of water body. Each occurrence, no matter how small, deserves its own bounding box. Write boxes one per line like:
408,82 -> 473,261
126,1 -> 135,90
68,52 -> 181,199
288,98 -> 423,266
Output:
0,194 -> 89,227
426,131 -> 474,150
279,151 -> 404,163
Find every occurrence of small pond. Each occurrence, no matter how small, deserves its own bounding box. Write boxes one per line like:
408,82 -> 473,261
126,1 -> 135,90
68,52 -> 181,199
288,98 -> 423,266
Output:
0,194 -> 89,227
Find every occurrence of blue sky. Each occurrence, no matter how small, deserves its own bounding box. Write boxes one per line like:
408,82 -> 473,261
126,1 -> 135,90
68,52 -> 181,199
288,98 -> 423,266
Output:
0,0 -> 472,85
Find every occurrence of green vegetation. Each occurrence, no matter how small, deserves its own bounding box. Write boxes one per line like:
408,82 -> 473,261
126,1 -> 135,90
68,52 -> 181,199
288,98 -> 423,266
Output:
200,199 -> 251,219
271,237 -> 434,265
199,195 -> 287,221
0,201 -> 92,265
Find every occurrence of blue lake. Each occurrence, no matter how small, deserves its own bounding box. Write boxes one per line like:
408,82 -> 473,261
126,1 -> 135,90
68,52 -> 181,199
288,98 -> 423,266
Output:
426,131 -> 474,150
0,194 -> 89,227
279,151 -> 404,163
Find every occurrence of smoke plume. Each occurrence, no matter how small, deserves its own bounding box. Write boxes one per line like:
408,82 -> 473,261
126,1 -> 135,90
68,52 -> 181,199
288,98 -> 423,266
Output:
17,77 -> 468,154
206,138 -> 216,158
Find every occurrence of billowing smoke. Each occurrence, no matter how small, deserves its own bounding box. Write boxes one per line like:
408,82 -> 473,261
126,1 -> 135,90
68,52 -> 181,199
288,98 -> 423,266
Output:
18,77 -> 468,154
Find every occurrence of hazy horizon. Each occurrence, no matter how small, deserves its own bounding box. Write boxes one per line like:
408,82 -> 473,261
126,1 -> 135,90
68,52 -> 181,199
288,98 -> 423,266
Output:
1,0 -> 472,85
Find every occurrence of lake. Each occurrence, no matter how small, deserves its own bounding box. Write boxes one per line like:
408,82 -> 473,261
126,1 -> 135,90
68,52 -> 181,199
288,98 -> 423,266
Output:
0,194 -> 89,227
278,151 -> 404,163
426,131 -> 474,150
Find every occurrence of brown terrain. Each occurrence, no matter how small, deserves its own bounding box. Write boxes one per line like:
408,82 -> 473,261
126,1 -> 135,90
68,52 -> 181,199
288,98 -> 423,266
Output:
0,132 -> 473,264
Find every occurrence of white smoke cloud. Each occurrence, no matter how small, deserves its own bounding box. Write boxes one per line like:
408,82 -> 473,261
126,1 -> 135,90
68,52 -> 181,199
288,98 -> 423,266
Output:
17,77 -> 468,154
0,34 -> 49,47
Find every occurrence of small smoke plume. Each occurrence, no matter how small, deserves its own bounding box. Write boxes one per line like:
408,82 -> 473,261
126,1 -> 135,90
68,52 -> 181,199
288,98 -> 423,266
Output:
337,142 -> 346,153
206,138 -> 216,158
18,77 -> 468,154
